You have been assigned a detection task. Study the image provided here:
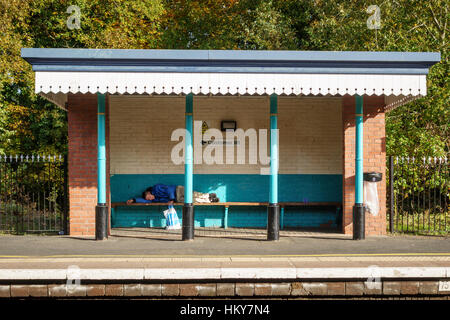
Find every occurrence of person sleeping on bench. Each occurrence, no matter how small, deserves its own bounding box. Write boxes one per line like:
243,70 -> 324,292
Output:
126,183 -> 219,205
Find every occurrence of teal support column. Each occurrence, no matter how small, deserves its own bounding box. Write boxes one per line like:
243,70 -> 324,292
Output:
182,93 -> 194,240
224,206 -> 229,229
280,207 -> 285,230
184,93 -> 193,204
269,94 -> 279,204
96,93 -> 108,240
97,94 -> 106,204
267,94 -> 280,241
353,95 -> 365,240
355,95 -> 364,204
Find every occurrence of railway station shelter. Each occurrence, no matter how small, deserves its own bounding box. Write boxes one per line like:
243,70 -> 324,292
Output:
21,48 -> 440,240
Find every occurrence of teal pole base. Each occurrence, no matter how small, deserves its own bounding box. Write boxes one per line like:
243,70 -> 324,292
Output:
95,204 -> 108,240
352,204 -> 365,240
182,203 -> 194,241
267,203 -> 280,241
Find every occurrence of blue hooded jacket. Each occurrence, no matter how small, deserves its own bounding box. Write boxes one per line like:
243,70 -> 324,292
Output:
133,184 -> 177,203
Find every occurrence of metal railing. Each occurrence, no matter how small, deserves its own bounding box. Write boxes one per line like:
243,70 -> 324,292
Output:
388,155 -> 449,235
0,155 -> 68,234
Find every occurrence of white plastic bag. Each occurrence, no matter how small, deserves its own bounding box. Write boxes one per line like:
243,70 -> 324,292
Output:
163,205 -> 181,230
364,181 -> 380,216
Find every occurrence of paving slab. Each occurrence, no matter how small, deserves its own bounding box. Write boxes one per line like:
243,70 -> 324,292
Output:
144,261 -> 223,269
1,233 -> 449,257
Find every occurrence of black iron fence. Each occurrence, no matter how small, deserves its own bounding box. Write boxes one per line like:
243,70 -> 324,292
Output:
0,155 -> 68,234
387,155 -> 449,235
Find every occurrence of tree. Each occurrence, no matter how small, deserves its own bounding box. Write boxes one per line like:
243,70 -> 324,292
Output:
159,0 -> 297,50
0,0 -> 165,155
302,0 -> 449,157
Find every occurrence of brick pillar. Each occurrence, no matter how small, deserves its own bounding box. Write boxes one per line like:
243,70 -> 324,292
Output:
67,93 -> 110,236
342,95 -> 386,236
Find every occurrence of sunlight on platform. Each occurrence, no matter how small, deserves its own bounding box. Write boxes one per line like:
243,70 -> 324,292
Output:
111,227 -> 346,240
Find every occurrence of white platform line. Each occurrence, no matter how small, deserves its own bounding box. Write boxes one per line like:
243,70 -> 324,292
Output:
0,267 -> 448,281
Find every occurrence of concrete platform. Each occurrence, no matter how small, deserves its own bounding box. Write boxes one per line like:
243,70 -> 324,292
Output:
0,255 -> 449,298
1,255 -> 450,279
0,232 -> 449,298
1,230 -> 449,257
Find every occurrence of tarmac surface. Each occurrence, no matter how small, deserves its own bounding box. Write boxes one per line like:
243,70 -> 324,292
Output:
0,228 -> 449,258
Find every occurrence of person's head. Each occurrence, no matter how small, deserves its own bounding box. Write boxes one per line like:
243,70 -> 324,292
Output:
142,188 -> 155,200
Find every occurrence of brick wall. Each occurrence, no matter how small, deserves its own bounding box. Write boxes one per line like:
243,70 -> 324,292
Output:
67,93 -> 111,236
109,96 -> 342,175
3,280 -> 448,298
342,95 -> 386,236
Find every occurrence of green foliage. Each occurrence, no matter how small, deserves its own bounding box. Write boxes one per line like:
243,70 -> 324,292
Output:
160,0 -> 241,49
388,156 -> 449,235
0,0 -> 165,155
236,0 -> 298,50
0,80 -> 68,155
159,0 -> 297,50
26,0 -> 164,49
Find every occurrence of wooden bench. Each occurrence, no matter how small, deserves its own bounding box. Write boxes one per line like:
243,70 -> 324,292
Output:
111,201 -> 342,229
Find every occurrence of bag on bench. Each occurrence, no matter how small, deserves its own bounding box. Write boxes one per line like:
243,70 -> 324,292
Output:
163,205 -> 181,230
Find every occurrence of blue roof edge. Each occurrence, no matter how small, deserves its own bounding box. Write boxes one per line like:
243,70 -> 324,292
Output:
21,48 -> 441,74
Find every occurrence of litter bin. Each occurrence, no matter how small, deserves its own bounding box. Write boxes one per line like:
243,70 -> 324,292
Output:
363,172 -> 382,216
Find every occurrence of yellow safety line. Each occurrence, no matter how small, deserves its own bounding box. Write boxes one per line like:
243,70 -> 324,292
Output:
0,252 -> 449,259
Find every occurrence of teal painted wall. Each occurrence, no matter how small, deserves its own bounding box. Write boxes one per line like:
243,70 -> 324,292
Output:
110,174 -> 342,229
